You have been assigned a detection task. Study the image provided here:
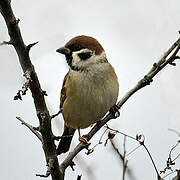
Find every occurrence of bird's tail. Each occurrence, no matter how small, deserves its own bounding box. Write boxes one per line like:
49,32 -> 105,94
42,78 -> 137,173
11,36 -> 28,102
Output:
56,125 -> 76,155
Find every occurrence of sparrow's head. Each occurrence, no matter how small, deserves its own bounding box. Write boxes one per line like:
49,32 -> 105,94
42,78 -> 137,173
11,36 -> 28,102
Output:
56,35 -> 107,71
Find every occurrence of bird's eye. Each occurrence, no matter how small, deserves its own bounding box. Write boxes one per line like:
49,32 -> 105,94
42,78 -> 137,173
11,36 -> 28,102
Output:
73,44 -> 81,51
78,52 -> 92,60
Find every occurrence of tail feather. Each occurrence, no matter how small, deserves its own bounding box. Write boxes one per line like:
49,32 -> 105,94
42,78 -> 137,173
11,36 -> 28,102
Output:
56,126 -> 76,155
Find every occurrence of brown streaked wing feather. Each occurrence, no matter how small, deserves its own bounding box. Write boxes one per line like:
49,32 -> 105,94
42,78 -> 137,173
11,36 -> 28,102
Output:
60,72 -> 69,109
58,72 -> 76,155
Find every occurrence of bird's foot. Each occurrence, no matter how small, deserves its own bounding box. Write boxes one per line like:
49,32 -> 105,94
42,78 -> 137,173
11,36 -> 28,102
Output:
79,134 -> 89,143
110,104 -> 120,118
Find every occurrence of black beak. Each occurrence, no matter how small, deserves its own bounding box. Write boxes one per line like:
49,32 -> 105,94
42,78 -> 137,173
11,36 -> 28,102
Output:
56,47 -> 71,55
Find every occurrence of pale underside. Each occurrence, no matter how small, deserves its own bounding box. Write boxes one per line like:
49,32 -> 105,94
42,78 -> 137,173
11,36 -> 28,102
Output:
62,62 -> 119,129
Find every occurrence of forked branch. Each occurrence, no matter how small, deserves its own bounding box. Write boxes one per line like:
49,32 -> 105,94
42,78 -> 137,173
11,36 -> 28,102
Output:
16,116 -> 42,141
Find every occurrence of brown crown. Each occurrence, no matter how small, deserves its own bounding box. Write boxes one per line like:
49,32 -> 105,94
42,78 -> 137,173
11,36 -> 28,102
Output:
65,35 -> 104,55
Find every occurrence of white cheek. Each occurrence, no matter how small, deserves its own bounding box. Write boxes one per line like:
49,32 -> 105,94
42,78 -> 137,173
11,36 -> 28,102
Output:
72,49 -> 94,66
72,52 -> 81,66
71,49 -> 106,68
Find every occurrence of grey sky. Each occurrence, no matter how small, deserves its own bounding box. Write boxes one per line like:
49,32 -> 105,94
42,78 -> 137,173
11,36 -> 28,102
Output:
1,0 -> 180,180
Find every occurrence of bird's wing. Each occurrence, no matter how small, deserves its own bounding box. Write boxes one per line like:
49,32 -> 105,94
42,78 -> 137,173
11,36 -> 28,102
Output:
57,71 -> 76,155
60,72 -> 69,109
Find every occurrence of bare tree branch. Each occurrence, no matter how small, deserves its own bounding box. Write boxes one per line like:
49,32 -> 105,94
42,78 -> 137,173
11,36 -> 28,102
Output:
110,139 -> 137,180
160,129 -> 180,178
122,136 -> 127,180
16,116 -> 42,141
106,125 -> 162,179
51,108 -> 63,119
36,159 -> 54,178
0,1 -> 63,180
117,38 -> 180,108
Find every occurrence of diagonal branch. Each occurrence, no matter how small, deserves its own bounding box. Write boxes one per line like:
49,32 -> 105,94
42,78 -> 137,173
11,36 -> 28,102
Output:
60,37 -> 180,174
16,116 -> 42,141
0,1 -> 63,180
117,38 -> 180,108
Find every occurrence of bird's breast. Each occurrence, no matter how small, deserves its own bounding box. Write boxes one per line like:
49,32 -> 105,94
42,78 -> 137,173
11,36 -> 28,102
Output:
62,64 -> 119,129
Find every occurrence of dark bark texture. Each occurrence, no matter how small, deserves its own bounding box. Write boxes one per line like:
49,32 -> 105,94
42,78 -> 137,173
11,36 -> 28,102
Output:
0,1 -> 63,180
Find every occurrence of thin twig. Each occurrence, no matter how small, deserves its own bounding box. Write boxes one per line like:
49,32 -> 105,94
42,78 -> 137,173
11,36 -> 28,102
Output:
110,140 -> 137,180
52,134 -> 74,141
168,129 -> 180,164
105,126 -> 161,179
51,108 -> 63,119
170,142 -> 180,162
86,128 -> 108,155
110,139 -> 124,161
36,159 -> 54,178
168,129 -> 180,137
26,41 -> 39,52
16,116 -> 42,141
142,144 -> 161,180
160,129 -> 180,175
162,170 -> 176,179
126,145 -> 142,157
122,136 -> 127,180
0,40 -> 14,46
172,153 -> 180,162
105,125 -> 137,141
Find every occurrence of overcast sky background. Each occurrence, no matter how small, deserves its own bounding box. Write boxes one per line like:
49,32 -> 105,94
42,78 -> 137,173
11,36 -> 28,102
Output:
1,1 -> 180,180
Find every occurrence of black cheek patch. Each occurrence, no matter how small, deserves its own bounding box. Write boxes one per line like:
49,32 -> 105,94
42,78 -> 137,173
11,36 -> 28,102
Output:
65,55 -> 73,66
78,52 -> 92,60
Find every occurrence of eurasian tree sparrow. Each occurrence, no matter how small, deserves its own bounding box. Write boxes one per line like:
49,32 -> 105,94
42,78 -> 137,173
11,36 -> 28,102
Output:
56,35 -> 119,155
